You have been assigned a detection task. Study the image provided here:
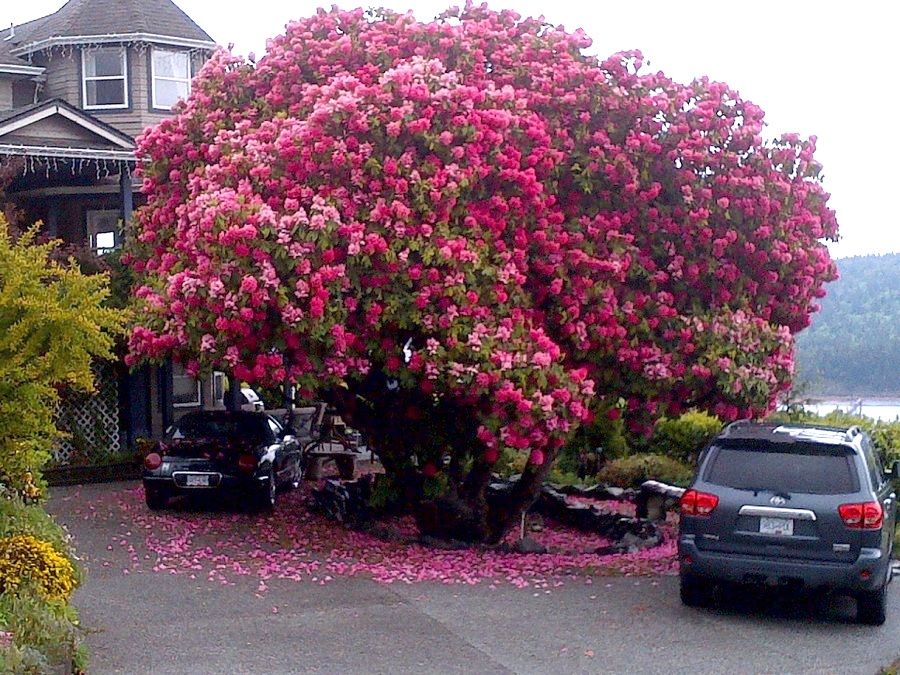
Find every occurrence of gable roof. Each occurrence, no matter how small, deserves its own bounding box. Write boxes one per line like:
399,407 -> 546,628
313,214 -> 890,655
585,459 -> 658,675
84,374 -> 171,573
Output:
6,0 -> 216,59
0,98 -> 136,162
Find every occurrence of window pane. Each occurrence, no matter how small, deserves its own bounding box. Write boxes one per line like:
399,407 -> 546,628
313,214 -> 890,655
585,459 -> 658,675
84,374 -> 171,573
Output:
154,80 -> 188,109
86,210 -> 120,252
173,366 -> 201,407
153,50 -> 189,79
93,231 -> 116,251
86,49 -> 124,77
86,80 -> 125,106
705,445 -> 859,495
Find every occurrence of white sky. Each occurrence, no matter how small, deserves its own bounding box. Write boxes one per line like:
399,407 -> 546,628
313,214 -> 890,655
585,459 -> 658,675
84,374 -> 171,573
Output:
9,1 -> 899,258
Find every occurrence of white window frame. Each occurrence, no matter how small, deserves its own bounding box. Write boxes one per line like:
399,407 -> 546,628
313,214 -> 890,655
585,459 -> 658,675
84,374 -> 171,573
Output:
82,46 -> 128,110
212,371 -> 226,408
151,48 -> 192,110
86,209 -> 120,253
173,363 -> 202,408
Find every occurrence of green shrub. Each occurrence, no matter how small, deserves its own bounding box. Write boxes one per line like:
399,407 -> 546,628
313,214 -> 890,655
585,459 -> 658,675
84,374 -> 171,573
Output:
597,453 -> 695,488
0,584 -> 79,672
368,473 -> 403,511
0,643 -> 52,675
0,499 -> 80,579
560,413 -> 629,466
647,411 -> 723,463
546,468 -> 599,487
0,215 -> 126,495
493,447 -> 527,479
871,421 -> 900,460
0,535 -> 78,603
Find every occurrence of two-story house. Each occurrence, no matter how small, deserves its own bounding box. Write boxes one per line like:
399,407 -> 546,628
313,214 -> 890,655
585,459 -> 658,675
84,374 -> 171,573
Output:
0,0 -> 219,461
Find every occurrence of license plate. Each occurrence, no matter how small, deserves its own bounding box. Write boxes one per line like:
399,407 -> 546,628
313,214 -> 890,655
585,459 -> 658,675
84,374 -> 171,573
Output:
185,474 -> 209,487
759,516 -> 793,536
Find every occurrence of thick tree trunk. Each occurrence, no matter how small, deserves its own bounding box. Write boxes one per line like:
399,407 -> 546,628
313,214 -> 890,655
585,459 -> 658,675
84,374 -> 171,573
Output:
324,374 -> 553,545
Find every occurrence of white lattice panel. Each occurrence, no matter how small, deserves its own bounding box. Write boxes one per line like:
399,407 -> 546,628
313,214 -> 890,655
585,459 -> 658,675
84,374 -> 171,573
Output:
53,362 -> 121,464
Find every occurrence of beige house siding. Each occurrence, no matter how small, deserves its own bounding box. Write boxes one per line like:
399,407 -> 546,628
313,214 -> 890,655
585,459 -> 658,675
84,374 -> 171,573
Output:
0,79 -> 12,111
12,79 -> 38,108
36,51 -> 81,107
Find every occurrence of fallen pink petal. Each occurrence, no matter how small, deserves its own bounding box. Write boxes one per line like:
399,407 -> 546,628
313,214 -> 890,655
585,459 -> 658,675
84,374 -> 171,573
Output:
70,476 -> 679,591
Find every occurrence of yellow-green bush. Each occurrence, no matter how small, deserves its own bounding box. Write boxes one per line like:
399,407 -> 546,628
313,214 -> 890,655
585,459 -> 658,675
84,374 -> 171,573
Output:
0,498 -> 81,583
0,535 -> 77,603
647,411 -> 723,463
0,215 -> 126,495
597,453 -> 695,488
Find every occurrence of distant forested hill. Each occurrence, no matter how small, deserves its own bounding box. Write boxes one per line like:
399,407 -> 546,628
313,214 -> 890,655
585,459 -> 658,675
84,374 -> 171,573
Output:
794,252 -> 900,396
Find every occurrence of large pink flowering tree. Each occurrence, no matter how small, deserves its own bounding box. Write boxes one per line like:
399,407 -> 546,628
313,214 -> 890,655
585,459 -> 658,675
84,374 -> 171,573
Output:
126,5 -> 837,542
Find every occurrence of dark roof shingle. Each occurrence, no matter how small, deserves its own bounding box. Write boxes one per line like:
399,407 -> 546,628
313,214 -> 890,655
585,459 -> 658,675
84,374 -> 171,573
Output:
8,0 -> 214,57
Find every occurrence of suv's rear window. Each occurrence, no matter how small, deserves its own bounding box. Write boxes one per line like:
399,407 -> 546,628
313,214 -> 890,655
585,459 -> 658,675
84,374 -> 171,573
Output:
704,442 -> 859,494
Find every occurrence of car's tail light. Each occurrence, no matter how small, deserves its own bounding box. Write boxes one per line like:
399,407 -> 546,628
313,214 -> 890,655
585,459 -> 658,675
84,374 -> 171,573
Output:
839,502 -> 883,529
144,452 -> 162,470
680,489 -> 719,517
237,454 -> 257,474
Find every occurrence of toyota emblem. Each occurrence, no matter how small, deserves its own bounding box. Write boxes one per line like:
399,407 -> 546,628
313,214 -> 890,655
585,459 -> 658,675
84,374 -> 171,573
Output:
770,495 -> 786,506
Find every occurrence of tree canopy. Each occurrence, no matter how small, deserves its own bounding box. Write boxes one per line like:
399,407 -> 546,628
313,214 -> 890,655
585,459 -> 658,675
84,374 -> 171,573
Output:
795,253 -> 900,396
126,5 -> 838,540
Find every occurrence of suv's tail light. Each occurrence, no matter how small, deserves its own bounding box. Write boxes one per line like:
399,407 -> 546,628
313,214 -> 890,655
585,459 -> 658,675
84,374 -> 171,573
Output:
237,454 -> 258,474
680,489 -> 719,517
144,452 -> 162,470
838,502 -> 883,529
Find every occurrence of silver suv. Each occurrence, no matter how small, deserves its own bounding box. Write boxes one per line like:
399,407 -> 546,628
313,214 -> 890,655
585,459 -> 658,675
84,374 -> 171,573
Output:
678,421 -> 897,625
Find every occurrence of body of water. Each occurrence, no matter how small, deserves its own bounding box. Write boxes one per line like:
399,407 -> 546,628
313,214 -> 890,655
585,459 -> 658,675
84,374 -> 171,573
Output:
801,399 -> 900,422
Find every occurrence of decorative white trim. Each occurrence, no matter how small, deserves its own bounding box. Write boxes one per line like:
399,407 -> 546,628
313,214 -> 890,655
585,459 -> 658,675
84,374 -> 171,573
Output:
55,106 -> 135,148
0,106 -> 59,136
0,63 -> 44,77
11,33 -> 216,57
0,143 -> 136,162
0,103 -> 135,149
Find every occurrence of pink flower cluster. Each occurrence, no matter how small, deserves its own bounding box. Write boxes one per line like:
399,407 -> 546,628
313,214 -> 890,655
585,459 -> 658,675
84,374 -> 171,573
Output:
127,4 -> 838,462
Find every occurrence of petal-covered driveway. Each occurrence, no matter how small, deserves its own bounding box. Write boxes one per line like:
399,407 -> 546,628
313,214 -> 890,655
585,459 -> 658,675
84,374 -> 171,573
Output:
48,481 -> 900,674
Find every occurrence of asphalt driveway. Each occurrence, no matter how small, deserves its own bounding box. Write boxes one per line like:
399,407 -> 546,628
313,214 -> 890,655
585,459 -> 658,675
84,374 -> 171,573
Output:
47,481 -> 900,674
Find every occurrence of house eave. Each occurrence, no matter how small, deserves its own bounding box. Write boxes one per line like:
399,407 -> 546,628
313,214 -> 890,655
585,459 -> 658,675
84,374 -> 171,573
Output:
11,33 -> 217,56
0,63 -> 45,77
0,143 -> 137,163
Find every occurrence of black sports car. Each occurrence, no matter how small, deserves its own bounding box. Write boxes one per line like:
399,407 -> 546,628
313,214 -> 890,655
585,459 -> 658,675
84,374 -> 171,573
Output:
142,410 -> 303,511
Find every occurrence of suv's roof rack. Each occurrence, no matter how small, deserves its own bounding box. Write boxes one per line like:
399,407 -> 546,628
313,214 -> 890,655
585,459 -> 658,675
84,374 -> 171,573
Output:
719,419 -> 754,437
845,425 -> 862,440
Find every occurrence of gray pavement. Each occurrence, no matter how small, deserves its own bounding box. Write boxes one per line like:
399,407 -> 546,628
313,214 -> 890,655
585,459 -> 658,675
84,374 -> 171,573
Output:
47,481 -> 900,674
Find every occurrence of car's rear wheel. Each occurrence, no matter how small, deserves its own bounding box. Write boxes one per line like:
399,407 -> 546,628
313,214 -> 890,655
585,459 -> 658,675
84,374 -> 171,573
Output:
857,583 -> 888,625
254,469 -> 277,513
145,486 -> 168,511
679,572 -> 711,608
